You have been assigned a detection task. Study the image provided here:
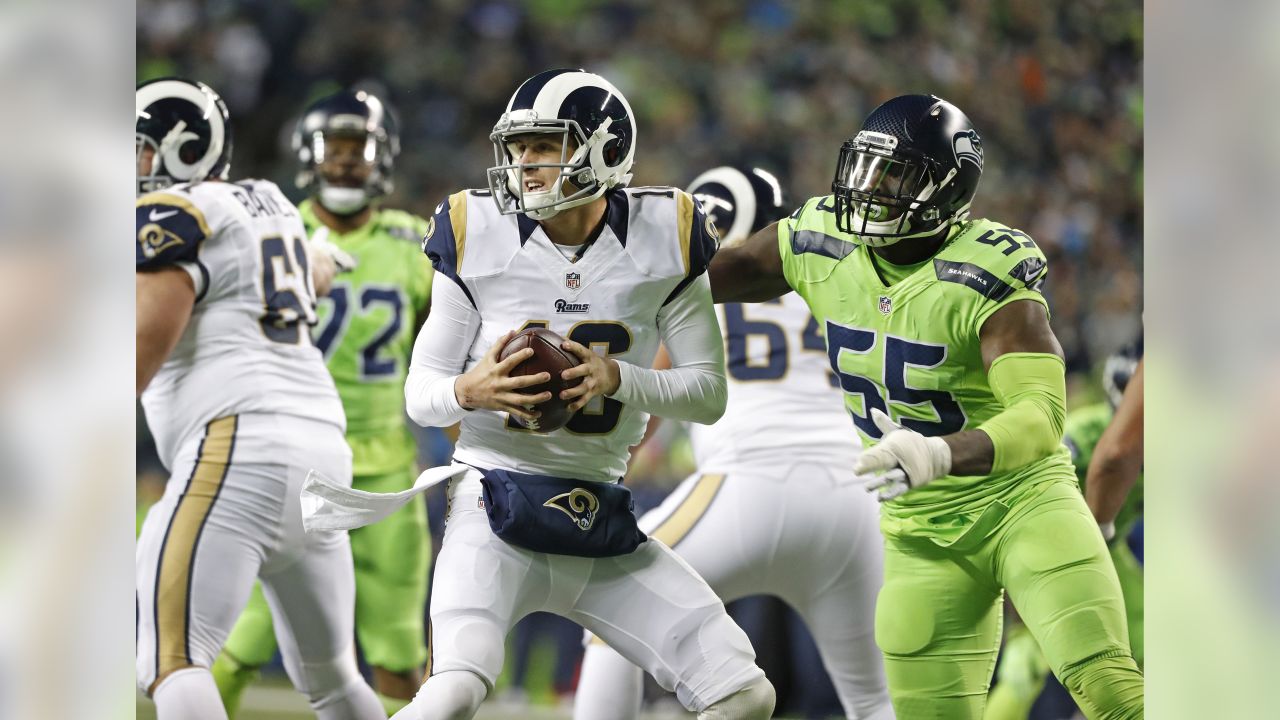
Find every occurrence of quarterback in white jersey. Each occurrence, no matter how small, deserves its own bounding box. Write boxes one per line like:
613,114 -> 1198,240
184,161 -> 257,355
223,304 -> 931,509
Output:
395,70 -> 774,720
134,78 -> 383,720
575,167 -> 893,720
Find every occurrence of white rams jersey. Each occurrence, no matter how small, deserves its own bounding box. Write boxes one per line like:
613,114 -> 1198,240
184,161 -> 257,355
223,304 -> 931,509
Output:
137,179 -> 344,469
689,293 -> 860,470
424,187 -> 719,481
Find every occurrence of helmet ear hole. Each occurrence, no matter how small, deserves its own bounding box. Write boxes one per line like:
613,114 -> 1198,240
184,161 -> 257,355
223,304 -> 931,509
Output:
602,138 -> 619,166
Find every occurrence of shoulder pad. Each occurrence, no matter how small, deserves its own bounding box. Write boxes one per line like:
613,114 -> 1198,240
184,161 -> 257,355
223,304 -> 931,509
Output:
423,190 -> 512,307
934,220 -> 1049,300
620,187 -> 719,288
136,191 -> 212,269
422,191 -> 467,277
785,196 -> 858,261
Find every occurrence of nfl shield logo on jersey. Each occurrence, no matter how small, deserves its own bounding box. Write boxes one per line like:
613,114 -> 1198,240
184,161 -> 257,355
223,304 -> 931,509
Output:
566,271 -> 581,290
879,295 -> 893,315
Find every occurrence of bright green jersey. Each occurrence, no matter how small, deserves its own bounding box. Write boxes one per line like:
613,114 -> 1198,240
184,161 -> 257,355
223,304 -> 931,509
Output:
1063,402 -> 1144,537
302,200 -> 433,476
780,197 -> 1076,541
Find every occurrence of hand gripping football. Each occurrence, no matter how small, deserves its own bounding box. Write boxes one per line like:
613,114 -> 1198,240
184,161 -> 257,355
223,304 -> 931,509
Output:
498,327 -> 582,432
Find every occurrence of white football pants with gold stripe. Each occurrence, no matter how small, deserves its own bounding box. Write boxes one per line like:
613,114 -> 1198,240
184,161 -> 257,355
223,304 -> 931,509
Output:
575,460 -> 895,720
412,467 -> 767,715
135,413 -> 383,720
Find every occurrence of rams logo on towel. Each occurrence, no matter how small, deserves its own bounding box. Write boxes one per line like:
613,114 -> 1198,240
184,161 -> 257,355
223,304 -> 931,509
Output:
544,488 -> 600,532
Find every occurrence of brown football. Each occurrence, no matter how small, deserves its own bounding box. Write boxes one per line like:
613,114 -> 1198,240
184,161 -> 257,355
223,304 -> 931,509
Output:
498,327 -> 582,432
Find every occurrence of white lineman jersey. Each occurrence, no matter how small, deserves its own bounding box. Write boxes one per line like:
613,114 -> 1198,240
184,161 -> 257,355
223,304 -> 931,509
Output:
424,187 -> 719,481
136,179 -> 344,468
689,293 -> 860,471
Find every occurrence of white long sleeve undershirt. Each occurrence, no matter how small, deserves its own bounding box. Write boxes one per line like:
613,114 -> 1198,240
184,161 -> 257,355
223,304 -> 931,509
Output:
403,273 -> 727,428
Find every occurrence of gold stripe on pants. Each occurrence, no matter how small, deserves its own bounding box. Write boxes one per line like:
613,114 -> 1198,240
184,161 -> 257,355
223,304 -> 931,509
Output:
650,473 -> 725,548
153,415 -> 238,682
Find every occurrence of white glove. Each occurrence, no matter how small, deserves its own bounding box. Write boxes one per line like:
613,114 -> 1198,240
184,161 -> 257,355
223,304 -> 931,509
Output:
311,236 -> 358,272
854,408 -> 952,502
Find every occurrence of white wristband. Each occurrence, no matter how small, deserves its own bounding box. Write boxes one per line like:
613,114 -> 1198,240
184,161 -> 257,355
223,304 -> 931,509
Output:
1099,521 -> 1116,542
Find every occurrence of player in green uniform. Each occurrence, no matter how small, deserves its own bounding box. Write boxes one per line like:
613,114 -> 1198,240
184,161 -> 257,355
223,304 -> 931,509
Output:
985,344 -> 1144,718
211,89 -> 434,716
708,94 -> 1143,718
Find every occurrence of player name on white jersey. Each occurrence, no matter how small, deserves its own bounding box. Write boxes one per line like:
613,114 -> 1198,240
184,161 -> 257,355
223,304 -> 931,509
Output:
137,179 -> 344,468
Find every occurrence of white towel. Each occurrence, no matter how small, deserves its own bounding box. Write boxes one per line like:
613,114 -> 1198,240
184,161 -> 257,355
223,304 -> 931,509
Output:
301,464 -> 470,533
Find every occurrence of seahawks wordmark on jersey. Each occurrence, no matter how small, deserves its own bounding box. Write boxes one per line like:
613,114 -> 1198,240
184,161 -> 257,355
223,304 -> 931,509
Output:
136,180 -> 343,468
425,187 -> 717,481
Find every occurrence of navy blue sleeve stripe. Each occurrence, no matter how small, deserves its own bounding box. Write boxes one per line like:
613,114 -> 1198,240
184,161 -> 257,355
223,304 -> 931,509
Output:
933,259 -> 1016,302
423,194 -> 477,309
606,190 -> 629,247
193,260 -> 210,302
790,229 -> 857,261
136,202 -> 207,269
663,197 -> 719,306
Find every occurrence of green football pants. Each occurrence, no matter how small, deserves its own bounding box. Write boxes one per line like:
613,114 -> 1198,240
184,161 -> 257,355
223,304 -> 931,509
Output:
984,535 -> 1145,720
875,479 -> 1144,719
222,467 -> 431,672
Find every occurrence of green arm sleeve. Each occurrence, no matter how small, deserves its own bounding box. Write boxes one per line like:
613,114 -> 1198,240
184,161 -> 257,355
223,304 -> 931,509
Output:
978,352 -> 1067,474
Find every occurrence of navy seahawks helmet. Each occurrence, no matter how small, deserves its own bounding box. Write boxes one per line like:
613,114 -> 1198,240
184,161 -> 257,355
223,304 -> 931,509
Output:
136,78 -> 232,196
1103,340 -> 1143,409
687,166 -> 787,246
488,69 -> 636,220
292,89 -> 399,214
832,94 -> 983,246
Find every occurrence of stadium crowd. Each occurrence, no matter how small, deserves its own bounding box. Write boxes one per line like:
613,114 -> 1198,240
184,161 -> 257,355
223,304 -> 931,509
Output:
137,0 -> 1142,375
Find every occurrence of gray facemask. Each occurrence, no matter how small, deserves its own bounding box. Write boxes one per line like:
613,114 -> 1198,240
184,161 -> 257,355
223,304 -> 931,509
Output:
318,186 -> 369,215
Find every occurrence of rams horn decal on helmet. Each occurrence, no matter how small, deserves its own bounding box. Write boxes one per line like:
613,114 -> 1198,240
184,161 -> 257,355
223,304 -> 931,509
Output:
136,78 -> 232,196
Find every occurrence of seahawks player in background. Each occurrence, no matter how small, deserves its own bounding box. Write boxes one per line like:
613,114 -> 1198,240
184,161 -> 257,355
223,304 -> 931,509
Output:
709,94 -> 1144,718
213,88 -> 435,716
985,343 -> 1144,719
574,166 -> 893,720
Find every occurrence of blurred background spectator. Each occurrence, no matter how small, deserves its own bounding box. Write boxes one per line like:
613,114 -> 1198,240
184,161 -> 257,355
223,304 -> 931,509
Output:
136,1 -> 1141,717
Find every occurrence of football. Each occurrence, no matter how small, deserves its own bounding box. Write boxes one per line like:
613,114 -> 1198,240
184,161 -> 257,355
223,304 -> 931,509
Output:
499,327 -> 583,432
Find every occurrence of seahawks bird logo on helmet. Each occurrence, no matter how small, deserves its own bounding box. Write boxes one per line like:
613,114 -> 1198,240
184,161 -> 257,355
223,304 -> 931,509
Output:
686,165 -> 787,247
292,89 -> 400,216
136,78 -> 232,196
831,94 -> 983,247
487,69 -> 636,220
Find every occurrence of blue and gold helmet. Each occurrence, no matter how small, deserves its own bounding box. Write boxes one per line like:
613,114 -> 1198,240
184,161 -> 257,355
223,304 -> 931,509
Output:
687,166 -> 787,246
135,78 -> 232,196
487,69 -> 636,220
